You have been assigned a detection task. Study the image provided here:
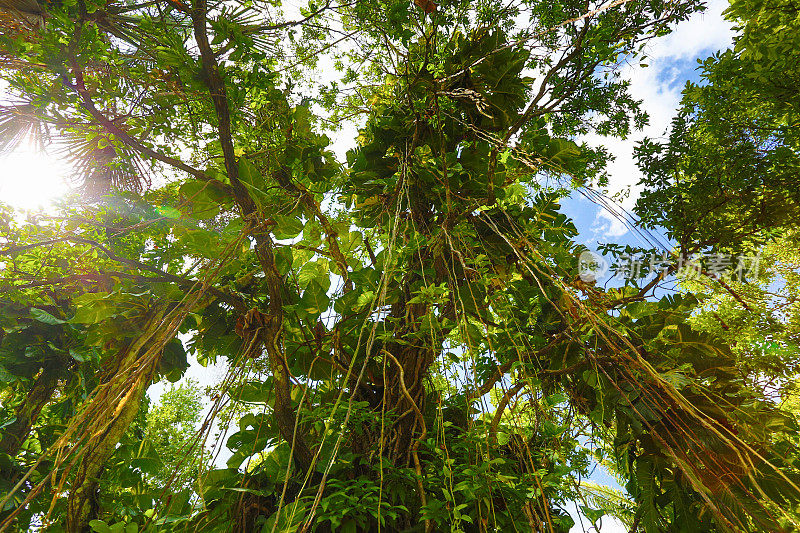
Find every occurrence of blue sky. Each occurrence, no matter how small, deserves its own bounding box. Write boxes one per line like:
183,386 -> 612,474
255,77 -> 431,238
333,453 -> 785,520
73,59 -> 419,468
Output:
560,0 -> 736,256
574,0 -> 734,243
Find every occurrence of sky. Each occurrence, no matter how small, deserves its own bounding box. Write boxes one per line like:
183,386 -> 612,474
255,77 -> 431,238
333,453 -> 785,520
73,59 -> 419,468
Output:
0,1 -> 736,530
0,143 -> 71,210
564,0 -> 735,251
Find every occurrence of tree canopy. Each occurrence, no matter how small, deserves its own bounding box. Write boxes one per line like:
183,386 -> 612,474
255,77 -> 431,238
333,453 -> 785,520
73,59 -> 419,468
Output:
0,0 -> 799,531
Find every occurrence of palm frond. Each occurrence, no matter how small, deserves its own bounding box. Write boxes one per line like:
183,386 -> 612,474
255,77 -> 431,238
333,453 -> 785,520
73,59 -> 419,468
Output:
579,480 -> 637,528
0,0 -> 44,26
55,129 -> 150,195
0,103 -> 50,155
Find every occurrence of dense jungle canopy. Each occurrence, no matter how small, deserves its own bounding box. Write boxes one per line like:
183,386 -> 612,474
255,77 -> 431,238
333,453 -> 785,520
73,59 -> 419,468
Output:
0,0 -> 799,530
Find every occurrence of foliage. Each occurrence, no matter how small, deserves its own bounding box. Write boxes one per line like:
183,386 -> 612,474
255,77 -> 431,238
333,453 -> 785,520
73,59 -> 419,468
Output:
142,380 -> 210,490
635,0 -> 800,254
0,0 -> 798,531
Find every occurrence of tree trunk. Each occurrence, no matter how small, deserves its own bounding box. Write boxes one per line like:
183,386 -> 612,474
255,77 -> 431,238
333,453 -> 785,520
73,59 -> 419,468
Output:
64,382 -> 146,533
0,363 -> 60,457
65,313 -> 165,533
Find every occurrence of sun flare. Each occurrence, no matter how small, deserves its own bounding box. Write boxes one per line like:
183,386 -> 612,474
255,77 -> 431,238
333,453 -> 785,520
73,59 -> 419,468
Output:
0,145 -> 70,210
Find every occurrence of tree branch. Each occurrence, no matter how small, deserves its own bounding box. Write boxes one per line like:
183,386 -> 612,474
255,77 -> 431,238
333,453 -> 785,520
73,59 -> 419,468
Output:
63,72 -> 211,183
190,0 -> 314,473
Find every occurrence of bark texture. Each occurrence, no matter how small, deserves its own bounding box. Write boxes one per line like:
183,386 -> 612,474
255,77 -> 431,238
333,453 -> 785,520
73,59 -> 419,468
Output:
0,363 -> 60,457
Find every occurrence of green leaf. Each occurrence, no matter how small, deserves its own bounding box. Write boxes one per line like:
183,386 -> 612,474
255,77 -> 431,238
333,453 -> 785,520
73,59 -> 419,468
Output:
179,180 -> 221,219
89,520 -> 111,533
341,518 -> 357,533
265,500 -> 307,532
30,308 -> 66,325
496,431 -> 510,445
230,379 -> 273,403
71,293 -> 117,324
156,205 -> 182,219
237,157 -> 262,188
69,348 -> 95,363
293,105 -> 312,135
275,246 -> 294,275
297,259 -> 330,290
260,442 -> 292,480
625,301 -> 657,319
300,279 -> 330,316
0,366 -> 15,383
272,215 -> 304,240
580,505 -> 606,524
546,138 -> 581,166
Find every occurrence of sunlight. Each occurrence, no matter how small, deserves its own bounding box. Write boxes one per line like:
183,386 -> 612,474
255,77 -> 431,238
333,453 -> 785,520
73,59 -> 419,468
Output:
0,145 -> 70,210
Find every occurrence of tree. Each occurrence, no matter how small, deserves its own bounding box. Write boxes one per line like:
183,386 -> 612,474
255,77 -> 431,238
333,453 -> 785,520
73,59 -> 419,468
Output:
142,380 -> 210,491
0,0 -> 799,531
634,0 -> 800,410
685,230 -> 800,398
635,0 -> 800,255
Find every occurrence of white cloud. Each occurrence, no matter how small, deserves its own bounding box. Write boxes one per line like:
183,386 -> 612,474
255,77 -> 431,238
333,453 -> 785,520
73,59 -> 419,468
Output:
586,0 -> 735,240
648,0 -> 736,61
591,209 -> 629,239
